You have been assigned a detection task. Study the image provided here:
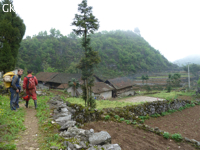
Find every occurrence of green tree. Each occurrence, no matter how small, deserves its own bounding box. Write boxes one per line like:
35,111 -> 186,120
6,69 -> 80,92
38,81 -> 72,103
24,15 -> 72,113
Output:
141,75 -> 145,85
0,0 -> 26,73
68,78 -> 80,97
197,78 -> 200,87
145,75 -> 149,84
72,0 -> 100,108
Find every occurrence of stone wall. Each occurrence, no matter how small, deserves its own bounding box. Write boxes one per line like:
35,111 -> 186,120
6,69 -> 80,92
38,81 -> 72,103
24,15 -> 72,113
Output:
63,98 -> 192,124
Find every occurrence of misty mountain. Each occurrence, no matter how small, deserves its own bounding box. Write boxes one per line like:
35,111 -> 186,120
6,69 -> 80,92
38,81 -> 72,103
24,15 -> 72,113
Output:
174,54 -> 200,66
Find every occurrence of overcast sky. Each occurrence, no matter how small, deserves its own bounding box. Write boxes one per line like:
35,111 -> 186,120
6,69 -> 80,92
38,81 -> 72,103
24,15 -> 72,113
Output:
10,0 -> 200,62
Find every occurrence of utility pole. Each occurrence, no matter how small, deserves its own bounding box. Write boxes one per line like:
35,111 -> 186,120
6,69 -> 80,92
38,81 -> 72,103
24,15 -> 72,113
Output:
188,62 -> 190,89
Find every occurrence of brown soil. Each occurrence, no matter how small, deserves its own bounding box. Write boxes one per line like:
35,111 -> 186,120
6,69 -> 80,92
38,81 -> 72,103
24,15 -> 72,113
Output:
83,121 -> 195,150
145,105 -> 200,141
15,103 -> 39,150
177,95 -> 193,100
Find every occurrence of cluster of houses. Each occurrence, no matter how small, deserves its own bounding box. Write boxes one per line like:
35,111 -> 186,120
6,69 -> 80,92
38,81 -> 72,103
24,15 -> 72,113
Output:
35,72 -> 135,99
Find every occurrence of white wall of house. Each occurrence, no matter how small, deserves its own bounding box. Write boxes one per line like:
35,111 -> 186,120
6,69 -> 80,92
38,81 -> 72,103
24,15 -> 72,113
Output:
94,91 -> 112,99
118,90 -> 135,97
67,87 -> 82,97
37,83 -> 49,90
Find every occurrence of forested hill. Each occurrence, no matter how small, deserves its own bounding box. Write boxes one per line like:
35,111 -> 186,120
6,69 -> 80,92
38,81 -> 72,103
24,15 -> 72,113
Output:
16,30 -> 177,78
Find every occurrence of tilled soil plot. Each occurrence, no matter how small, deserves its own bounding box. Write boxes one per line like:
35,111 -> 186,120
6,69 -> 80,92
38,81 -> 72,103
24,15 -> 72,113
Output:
145,105 -> 200,141
83,121 -> 195,150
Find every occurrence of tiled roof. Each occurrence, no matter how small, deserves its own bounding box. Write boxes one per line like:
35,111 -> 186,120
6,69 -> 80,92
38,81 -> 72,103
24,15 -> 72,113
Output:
35,72 -> 58,82
92,82 -> 114,94
106,77 -> 134,90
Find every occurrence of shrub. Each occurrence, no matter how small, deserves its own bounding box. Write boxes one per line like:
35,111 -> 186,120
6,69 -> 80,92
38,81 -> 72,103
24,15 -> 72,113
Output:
132,120 -> 137,125
171,133 -> 183,142
163,132 -> 170,139
114,115 -> 120,119
104,115 -> 110,120
125,120 -> 130,124
120,118 -> 125,121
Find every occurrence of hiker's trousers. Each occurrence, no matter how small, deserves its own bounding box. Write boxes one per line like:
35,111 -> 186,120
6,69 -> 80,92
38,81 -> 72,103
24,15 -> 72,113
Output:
25,89 -> 37,101
10,88 -> 19,110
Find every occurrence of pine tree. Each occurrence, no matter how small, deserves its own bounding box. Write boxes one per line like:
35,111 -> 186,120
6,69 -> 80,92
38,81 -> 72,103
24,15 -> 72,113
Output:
0,0 -> 26,73
72,0 -> 100,108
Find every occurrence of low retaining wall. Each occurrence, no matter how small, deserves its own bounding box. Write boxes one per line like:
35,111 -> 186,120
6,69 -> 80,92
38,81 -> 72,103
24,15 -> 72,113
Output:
62,99 -> 193,125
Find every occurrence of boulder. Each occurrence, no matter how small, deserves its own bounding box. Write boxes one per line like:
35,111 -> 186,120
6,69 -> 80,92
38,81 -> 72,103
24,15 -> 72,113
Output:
89,131 -> 111,145
55,115 -> 71,123
60,121 -> 76,130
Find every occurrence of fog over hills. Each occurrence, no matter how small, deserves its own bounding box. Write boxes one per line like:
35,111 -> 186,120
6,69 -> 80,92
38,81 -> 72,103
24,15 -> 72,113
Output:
173,54 -> 200,66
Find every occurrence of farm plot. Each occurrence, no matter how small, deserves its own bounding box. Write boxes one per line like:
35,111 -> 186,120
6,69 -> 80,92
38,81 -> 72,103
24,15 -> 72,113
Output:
145,105 -> 200,141
83,121 -> 195,150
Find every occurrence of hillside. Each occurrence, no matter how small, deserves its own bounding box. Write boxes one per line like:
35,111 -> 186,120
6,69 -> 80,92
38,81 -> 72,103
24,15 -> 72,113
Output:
16,30 -> 177,78
174,55 -> 200,66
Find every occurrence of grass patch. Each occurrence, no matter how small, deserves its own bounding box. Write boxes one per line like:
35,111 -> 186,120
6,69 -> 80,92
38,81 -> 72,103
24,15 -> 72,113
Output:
146,91 -> 195,100
64,97 -> 145,109
0,95 -> 26,149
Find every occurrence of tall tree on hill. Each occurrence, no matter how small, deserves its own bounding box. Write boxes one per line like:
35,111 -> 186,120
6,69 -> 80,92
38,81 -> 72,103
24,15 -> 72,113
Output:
0,0 -> 26,73
72,0 -> 101,108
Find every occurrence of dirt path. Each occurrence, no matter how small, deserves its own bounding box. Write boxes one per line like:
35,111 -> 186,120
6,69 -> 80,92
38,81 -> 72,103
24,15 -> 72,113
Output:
118,96 -> 165,103
15,103 -> 39,150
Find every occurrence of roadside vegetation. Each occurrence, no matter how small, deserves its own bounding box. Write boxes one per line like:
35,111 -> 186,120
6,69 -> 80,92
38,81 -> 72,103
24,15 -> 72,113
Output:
0,95 -> 26,150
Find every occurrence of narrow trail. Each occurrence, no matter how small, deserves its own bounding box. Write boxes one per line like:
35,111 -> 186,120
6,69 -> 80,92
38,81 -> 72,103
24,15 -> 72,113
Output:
15,103 -> 39,150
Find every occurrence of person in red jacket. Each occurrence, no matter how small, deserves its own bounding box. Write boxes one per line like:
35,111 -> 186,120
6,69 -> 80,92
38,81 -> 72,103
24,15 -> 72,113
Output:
23,70 -> 38,109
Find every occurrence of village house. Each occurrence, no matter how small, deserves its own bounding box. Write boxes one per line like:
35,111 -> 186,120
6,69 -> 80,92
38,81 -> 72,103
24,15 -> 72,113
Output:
36,72 -> 107,97
105,77 -> 135,97
92,82 -> 114,99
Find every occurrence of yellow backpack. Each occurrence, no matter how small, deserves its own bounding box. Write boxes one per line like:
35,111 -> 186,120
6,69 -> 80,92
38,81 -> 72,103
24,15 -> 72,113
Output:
3,72 -> 16,89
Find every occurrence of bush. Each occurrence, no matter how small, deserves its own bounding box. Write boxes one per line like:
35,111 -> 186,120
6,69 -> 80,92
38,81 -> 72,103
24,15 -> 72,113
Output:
120,118 -> 125,121
104,115 -> 110,120
125,120 -> 131,124
114,115 -> 120,119
171,133 -> 183,142
163,132 -> 170,139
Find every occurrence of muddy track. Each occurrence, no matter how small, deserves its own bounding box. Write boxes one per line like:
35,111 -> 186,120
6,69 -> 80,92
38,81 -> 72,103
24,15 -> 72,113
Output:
15,103 -> 39,150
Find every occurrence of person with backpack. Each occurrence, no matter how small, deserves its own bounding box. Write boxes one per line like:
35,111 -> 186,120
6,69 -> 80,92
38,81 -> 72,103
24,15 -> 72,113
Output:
23,70 -> 38,109
10,69 -> 23,110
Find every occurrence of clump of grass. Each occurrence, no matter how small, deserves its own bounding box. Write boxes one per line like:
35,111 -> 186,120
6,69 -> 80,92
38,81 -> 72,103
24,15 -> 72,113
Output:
163,132 -> 170,139
171,133 -> 183,142
120,118 -> 125,121
125,120 -> 131,124
104,115 -> 110,120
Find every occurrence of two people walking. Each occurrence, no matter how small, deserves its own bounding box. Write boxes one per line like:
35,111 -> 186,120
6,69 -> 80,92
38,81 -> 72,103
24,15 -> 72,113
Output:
10,69 -> 38,110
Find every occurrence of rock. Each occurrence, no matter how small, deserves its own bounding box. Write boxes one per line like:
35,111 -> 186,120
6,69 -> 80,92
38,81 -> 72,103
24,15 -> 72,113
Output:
60,121 -> 76,130
67,141 -> 74,149
79,141 -> 87,149
74,144 -> 82,149
89,131 -> 111,145
102,144 -> 121,150
185,137 -> 191,142
61,107 -> 68,113
63,141 -> 67,147
50,146 -> 59,150
90,129 -> 94,133
55,115 -> 71,122
88,144 -> 121,150
154,127 -> 159,131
